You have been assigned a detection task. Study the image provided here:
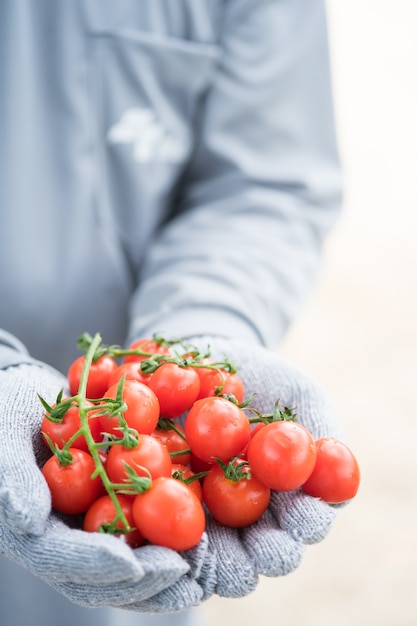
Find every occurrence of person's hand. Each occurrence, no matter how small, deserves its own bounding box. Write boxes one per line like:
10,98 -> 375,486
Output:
0,360 -> 209,611
171,335 -> 343,600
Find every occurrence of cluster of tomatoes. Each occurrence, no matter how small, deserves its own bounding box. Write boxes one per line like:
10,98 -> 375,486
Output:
40,333 -> 360,553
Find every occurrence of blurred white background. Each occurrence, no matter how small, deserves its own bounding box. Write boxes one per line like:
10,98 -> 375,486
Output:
201,1 -> 417,624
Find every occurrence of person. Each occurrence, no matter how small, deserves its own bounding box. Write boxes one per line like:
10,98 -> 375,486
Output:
0,1 -> 344,625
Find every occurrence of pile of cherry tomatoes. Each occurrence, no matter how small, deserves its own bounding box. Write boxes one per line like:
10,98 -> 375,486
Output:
40,333 -> 360,552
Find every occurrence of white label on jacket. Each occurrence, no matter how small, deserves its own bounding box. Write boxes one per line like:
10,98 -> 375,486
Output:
107,108 -> 187,163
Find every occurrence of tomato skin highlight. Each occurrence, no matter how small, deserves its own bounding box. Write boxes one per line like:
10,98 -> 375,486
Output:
132,477 -> 205,551
42,448 -> 102,515
83,494 -> 144,548
302,437 -> 361,503
148,363 -> 200,418
247,421 -> 317,491
106,435 -> 173,484
68,355 -> 118,399
185,396 -> 251,463
203,464 -> 270,528
100,379 -> 160,436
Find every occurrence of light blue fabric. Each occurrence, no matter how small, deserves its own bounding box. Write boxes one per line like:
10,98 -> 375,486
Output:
0,0 -> 341,374
0,1 -> 342,624
0,557 -> 198,626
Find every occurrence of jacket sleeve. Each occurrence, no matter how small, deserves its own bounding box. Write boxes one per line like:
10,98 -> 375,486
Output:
128,0 -> 343,349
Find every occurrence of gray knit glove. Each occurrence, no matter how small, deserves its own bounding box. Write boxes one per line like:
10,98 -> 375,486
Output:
173,336 -> 343,600
0,358 -> 208,611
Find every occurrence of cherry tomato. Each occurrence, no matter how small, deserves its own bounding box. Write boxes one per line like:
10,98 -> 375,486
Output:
68,354 -> 118,399
107,362 -> 152,388
184,396 -> 251,463
124,338 -> 172,363
83,494 -> 144,548
41,401 -> 103,452
194,361 -> 223,399
220,372 -> 245,404
151,422 -> 191,466
148,362 -> 200,418
42,448 -> 101,515
247,421 -> 317,491
106,435 -> 172,484
195,364 -> 245,403
203,462 -> 270,527
132,477 -> 205,551
302,437 -> 361,503
171,464 -> 203,501
100,379 -> 160,437
189,452 -> 215,475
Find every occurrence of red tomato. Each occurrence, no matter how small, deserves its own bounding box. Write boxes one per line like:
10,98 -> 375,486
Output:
100,379 -> 160,437
203,462 -> 270,527
107,362 -> 152,388
195,361 -> 223,399
67,355 -> 118,399
132,477 -> 205,551
148,362 -> 200,418
171,464 -> 203,501
184,396 -> 251,463
41,401 -> 103,452
247,421 -> 317,491
195,364 -> 245,404
124,338 -> 172,363
221,372 -> 245,404
189,452 -> 215,475
83,494 -> 144,548
106,435 -> 172,484
302,437 -> 361,503
151,422 -> 191,466
42,448 -> 101,515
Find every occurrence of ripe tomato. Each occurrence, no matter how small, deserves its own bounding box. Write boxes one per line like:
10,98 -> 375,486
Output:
83,494 -> 144,548
100,379 -> 160,437
148,362 -> 200,418
184,396 -> 251,463
107,362 -> 152,388
203,462 -> 270,527
247,421 -> 317,491
106,435 -> 172,484
124,338 -> 172,363
42,448 -> 101,515
41,401 -> 103,452
189,452 -> 215,475
151,422 -> 191,466
220,372 -> 245,403
132,477 -> 205,551
171,464 -> 203,501
195,363 -> 245,404
302,437 -> 361,503
67,354 -> 118,398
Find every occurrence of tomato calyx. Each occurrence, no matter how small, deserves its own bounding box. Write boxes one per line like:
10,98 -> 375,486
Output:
171,467 -> 209,485
38,389 -> 69,423
108,463 -> 153,497
156,417 -> 187,439
213,456 -> 252,482
248,398 -> 297,426
42,433 -> 74,466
